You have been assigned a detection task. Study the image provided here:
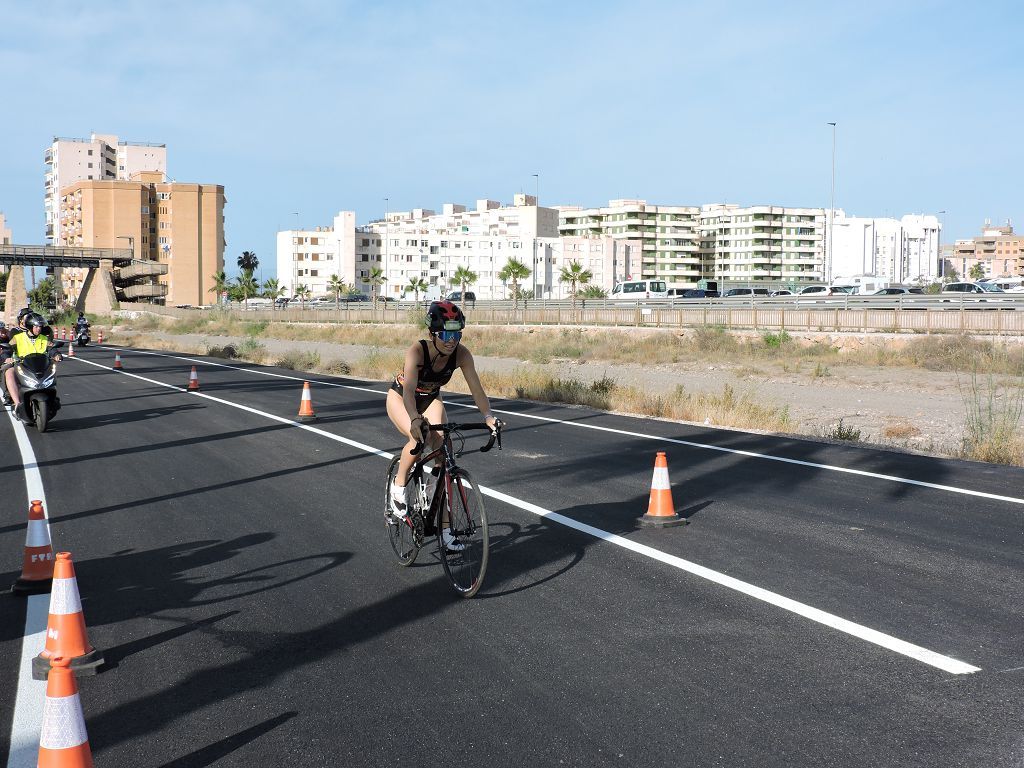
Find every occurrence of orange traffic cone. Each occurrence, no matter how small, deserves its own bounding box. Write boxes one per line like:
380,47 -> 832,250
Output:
11,500 -> 54,595
297,381 -> 316,422
113,352 -> 122,369
32,553 -> 105,679
97,330 -> 104,344
37,657 -> 93,767
638,452 -> 686,528
68,342 -> 75,358
187,366 -> 200,391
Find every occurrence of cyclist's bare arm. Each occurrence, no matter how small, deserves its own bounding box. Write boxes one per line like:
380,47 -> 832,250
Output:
457,347 -> 499,429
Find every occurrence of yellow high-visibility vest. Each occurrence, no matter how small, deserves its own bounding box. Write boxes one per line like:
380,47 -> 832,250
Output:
12,332 -> 48,358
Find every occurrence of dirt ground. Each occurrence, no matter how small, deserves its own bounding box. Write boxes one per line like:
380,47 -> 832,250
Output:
109,327 -> 981,458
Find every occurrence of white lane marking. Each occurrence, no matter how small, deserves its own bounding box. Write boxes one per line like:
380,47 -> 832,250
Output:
97,345 -> 1024,507
71,355 -> 982,674
5,410 -> 52,768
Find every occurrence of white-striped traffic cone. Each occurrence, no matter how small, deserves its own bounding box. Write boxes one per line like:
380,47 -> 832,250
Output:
10,500 -> 54,595
37,656 -> 93,767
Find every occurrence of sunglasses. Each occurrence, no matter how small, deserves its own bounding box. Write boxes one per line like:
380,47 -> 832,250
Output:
436,330 -> 462,343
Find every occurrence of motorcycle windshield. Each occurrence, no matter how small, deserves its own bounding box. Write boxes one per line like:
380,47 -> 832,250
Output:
19,353 -> 50,376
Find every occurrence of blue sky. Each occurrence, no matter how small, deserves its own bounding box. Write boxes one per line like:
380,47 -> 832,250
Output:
2,0 -> 1021,278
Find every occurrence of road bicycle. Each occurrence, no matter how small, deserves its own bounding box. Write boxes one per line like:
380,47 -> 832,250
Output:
384,421 -> 502,597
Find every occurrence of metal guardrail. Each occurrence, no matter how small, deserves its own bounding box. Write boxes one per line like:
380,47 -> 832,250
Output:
119,296 -> 1024,335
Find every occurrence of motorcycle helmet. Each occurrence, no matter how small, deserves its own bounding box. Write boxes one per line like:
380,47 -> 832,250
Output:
427,301 -> 465,333
26,313 -> 45,333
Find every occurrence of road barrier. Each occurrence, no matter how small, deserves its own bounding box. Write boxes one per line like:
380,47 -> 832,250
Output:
122,299 -> 1024,335
298,381 -> 316,422
37,657 -> 94,768
32,552 -> 105,680
11,500 -> 55,595
638,452 -> 686,528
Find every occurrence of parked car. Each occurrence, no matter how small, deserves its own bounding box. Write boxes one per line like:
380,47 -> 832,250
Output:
941,282 -> 1004,295
724,288 -> 770,297
769,289 -> 793,296
797,285 -> 831,296
668,288 -> 707,298
274,297 -> 291,307
342,293 -> 370,303
446,291 -> 477,303
873,287 -> 924,295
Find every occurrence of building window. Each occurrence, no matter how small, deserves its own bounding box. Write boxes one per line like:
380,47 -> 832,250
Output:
310,270 -> 318,277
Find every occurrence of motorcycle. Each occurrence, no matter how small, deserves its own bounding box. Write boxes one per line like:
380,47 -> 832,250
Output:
1,342 -> 63,432
75,325 -> 91,346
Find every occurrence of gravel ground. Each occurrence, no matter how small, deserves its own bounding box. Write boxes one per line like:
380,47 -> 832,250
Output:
108,327 -> 985,458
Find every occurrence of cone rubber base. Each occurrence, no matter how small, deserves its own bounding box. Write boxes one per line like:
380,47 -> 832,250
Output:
32,648 -> 105,680
10,577 -> 53,596
298,415 -> 316,423
637,513 -> 688,528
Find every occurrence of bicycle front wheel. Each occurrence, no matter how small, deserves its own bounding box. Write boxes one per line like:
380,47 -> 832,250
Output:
438,469 -> 488,597
385,456 -> 418,566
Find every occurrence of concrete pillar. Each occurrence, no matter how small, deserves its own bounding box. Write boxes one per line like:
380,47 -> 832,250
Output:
2,266 -> 28,325
76,260 -> 118,315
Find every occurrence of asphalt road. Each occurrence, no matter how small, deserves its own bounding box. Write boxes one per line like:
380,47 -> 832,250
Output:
2,343 -> 1022,767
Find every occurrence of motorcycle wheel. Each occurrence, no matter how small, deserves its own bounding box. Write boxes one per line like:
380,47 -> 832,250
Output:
33,399 -> 49,433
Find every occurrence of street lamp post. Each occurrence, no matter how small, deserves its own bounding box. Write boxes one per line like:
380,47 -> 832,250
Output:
827,122 -> 837,285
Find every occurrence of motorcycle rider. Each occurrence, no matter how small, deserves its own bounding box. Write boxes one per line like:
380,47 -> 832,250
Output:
74,312 -> 90,343
1,309 -> 32,407
5,313 -> 62,422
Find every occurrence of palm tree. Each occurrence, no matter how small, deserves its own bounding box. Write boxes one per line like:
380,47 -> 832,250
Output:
209,270 -> 229,306
497,258 -> 531,308
405,276 -> 428,302
451,266 -> 478,303
235,273 -> 259,308
262,278 -> 285,310
559,260 -> 594,309
579,285 -> 607,299
237,251 -> 259,276
368,267 -> 387,307
293,283 -> 311,310
327,274 -> 348,309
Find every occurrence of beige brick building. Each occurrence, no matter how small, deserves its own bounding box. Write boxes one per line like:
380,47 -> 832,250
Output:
59,171 -> 225,306
947,222 -> 1023,280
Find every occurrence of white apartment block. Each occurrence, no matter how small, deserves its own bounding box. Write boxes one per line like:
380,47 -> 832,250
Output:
0,211 -> 10,245
700,204 -> 826,285
277,195 -> 559,300
830,212 -> 941,284
559,200 -> 702,288
44,133 -> 167,245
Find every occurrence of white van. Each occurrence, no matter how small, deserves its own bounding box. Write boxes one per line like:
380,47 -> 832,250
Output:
831,275 -> 887,295
611,279 -> 668,299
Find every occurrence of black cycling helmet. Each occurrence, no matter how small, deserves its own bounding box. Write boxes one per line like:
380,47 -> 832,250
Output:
427,300 -> 465,333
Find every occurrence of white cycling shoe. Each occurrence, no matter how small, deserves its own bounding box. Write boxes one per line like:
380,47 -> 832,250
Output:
441,529 -> 465,552
389,482 -> 409,521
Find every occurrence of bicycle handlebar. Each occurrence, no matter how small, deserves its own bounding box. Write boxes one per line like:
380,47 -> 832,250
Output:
411,420 -> 503,456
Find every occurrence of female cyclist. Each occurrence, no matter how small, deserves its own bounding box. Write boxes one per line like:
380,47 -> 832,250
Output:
386,301 -> 499,547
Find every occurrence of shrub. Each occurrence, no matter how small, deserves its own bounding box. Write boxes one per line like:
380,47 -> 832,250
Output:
762,331 -> 792,349
275,351 -> 321,371
824,419 -> 861,441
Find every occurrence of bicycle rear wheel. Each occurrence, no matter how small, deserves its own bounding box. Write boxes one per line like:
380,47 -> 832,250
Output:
385,457 -> 418,566
438,469 -> 488,597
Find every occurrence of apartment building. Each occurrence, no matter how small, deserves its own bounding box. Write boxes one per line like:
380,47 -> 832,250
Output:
277,195 -> 559,300
947,221 -> 1023,280
275,213 -> 368,298
44,133 -> 167,246
59,171 -> 225,306
830,212 -> 941,284
0,212 -> 10,246
558,200 -> 702,288
698,204 -> 826,285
